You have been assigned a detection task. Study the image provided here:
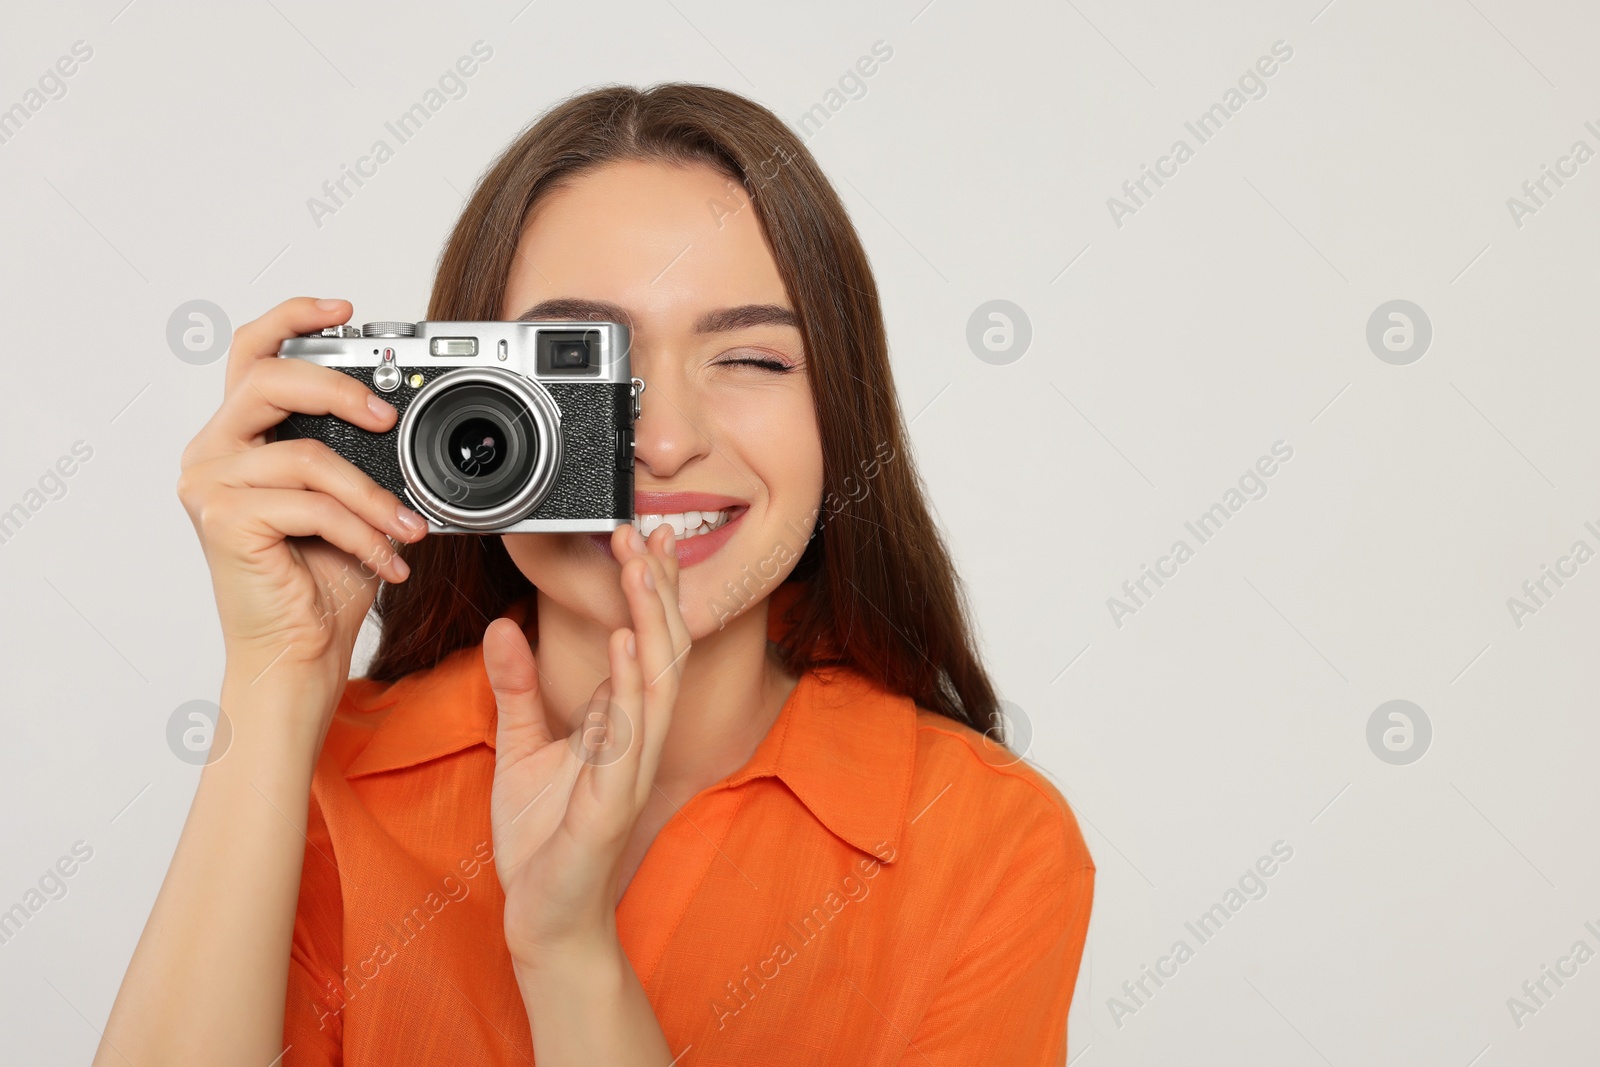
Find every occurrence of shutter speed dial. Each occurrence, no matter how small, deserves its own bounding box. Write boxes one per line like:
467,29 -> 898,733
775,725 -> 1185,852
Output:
362,322 -> 416,338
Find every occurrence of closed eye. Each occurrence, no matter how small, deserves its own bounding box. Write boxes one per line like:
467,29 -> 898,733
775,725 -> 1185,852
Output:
718,354 -> 796,373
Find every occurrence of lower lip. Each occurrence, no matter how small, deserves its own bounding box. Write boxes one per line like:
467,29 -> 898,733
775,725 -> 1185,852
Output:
587,508 -> 747,569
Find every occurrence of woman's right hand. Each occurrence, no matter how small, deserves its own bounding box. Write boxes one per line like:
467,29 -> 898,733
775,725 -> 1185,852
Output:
176,297 -> 430,709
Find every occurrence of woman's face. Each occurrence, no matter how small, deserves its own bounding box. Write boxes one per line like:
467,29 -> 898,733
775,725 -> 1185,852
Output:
498,159 -> 824,638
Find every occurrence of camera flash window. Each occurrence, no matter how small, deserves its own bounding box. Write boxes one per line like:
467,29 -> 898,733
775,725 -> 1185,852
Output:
430,337 -> 478,357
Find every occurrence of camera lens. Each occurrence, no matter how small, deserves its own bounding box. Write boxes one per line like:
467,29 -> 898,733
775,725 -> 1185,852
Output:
412,382 -> 538,512
446,416 -> 508,478
398,368 -> 564,530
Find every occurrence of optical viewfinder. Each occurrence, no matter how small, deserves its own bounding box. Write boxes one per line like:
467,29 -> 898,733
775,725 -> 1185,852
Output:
538,329 -> 600,375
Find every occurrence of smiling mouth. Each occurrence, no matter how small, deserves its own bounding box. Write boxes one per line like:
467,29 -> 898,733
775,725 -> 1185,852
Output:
632,508 -> 740,540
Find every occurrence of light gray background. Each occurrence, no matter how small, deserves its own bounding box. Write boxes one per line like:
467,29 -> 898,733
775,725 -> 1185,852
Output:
2,0 -> 1597,1064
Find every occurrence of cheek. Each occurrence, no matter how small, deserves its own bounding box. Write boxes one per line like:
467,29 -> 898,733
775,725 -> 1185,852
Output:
723,386 -> 824,507
499,533 -> 558,593
674,384 -> 821,636
500,533 -> 625,617
501,532 -> 550,575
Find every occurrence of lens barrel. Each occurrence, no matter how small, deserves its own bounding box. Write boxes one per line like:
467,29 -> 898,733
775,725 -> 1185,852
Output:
397,369 -> 562,529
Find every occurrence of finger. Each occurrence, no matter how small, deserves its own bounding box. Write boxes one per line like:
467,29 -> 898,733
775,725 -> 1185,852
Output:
610,625 -> 669,809
189,357 -> 398,465
210,487 -> 410,583
224,297 -> 353,395
484,617 -> 553,758
591,629 -> 647,812
198,438 -> 427,545
609,521 -> 645,564
611,524 -> 689,656
621,553 -> 680,692
646,525 -> 691,651
611,524 -> 688,684
654,521 -> 681,589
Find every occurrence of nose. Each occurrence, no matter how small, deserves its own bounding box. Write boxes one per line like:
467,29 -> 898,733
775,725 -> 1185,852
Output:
631,363 -> 712,481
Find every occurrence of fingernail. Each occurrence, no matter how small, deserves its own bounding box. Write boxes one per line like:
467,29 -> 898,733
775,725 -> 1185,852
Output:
315,298 -> 346,310
662,527 -> 676,551
628,525 -> 646,553
642,564 -> 656,591
390,555 -> 411,580
395,504 -> 427,536
368,394 -> 396,420
625,632 -> 637,659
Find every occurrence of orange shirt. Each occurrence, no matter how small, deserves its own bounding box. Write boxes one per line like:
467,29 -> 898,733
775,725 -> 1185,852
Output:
284,595 -> 1095,1064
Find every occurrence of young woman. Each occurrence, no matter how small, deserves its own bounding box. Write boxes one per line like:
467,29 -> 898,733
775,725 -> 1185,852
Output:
99,84 -> 1094,1065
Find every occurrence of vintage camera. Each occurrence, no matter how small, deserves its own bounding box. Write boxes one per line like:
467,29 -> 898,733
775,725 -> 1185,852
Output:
276,320 -> 640,533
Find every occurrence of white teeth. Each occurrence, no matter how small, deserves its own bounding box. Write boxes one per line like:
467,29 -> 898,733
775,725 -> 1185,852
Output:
631,509 -> 734,540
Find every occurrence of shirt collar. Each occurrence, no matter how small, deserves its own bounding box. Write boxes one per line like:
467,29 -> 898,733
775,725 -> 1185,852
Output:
340,588 -> 914,862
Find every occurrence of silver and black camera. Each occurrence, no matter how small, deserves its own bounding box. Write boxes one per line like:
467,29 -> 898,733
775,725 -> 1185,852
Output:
275,320 -> 640,533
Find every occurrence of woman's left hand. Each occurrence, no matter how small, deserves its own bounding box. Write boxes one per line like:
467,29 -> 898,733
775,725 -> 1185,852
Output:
484,523 -> 689,967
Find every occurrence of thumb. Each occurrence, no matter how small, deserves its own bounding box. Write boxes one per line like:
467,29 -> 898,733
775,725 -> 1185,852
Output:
484,617 -> 552,757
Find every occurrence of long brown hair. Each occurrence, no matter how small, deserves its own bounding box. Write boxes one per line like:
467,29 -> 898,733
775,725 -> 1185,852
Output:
366,83 -> 1001,735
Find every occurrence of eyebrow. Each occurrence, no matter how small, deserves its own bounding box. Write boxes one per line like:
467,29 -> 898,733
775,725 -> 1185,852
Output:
691,304 -> 797,333
515,299 -> 797,334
